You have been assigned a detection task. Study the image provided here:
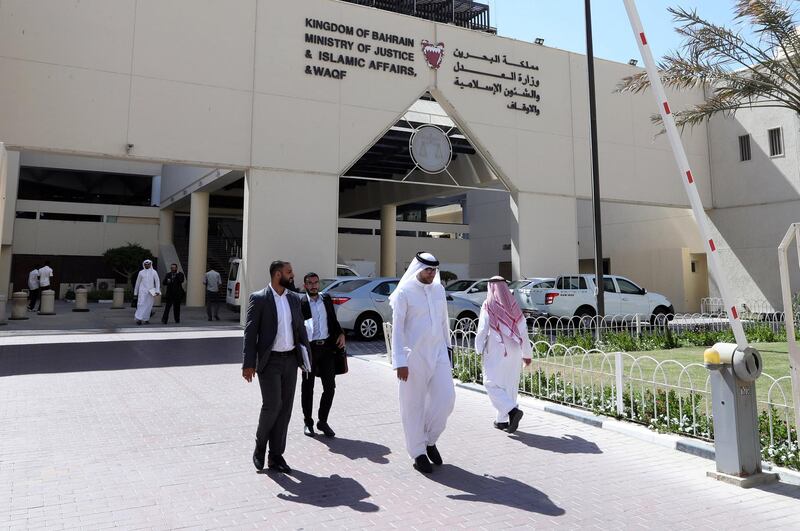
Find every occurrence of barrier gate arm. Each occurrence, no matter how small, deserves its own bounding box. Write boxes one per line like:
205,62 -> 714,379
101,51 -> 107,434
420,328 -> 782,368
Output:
621,0 -> 748,351
778,224 -> 800,434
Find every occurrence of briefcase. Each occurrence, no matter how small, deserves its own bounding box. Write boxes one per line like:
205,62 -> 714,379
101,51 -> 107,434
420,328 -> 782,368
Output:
334,347 -> 349,375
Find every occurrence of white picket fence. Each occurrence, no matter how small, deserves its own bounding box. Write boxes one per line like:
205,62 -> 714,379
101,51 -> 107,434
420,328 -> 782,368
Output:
382,320 -> 798,458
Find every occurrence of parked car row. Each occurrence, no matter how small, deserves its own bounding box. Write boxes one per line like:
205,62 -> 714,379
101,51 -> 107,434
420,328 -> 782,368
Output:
325,277 -> 481,340
225,257 -> 674,340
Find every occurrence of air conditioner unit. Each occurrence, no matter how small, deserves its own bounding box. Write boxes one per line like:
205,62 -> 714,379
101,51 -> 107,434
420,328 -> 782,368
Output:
96,278 -> 116,291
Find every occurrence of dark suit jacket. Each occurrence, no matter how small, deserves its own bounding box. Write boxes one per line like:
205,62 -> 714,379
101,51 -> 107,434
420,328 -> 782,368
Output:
300,293 -> 344,345
162,271 -> 185,299
242,287 -> 311,373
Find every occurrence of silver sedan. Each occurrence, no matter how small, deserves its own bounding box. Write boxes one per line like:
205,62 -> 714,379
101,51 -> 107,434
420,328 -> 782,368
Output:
327,278 -> 481,340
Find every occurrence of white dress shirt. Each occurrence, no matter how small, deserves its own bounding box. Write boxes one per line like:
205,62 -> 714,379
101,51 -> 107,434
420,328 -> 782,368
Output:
270,285 -> 295,352
28,270 -> 40,290
307,294 -> 330,341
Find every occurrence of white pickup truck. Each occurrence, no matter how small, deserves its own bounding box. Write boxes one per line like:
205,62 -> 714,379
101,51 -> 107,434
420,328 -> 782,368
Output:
534,274 -> 674,323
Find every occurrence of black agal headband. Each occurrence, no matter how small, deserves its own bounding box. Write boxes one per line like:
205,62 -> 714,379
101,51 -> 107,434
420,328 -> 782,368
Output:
415,252 -> 439,267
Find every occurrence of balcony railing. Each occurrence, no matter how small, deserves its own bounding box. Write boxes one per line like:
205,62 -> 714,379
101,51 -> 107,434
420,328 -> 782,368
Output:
342,0 -> 496,34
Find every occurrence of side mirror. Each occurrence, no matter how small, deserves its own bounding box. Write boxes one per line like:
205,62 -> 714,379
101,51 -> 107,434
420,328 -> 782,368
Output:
641,288 -> 647,295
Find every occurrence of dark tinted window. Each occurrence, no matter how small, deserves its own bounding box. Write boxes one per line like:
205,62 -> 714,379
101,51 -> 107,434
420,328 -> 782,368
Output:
603,278 -> 616,293
446,280 -> 474,292
557,276 -> 586,290
473,281 -> 489,292
330,279 -> 371,293
18,167 -> 153,206
617,279 -> 643,295
533,280 -> 554,289
372,281 -> 399,296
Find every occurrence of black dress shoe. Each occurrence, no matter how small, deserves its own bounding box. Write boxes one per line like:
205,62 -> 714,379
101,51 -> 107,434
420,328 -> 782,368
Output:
413,454 -> 433,474
317,421 -> 335,437
252,448 -> 265,471
426,445 -> 443,466
494,421 -> 510,430
304,424 -> 316,437
507,407 -> 524,434
267,456 -> 292,474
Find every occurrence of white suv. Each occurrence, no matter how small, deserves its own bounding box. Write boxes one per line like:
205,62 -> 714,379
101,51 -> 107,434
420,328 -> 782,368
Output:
536,274 -> 674,322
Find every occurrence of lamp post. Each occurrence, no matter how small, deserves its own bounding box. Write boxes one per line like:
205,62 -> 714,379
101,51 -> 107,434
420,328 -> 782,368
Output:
584,0 -> 605,319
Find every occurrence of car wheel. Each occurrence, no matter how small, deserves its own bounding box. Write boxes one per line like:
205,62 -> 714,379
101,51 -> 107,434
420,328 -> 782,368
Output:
455,312 -> 477,333
572,306 -> 596,329
650,306 -> 670,326
355,313 -> 382,341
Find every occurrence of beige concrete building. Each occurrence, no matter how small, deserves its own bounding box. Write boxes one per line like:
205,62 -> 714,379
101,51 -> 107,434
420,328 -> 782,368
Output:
0,0 -> 793,315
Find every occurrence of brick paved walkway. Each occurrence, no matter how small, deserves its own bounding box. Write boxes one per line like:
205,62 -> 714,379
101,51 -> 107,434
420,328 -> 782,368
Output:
1,336 -> 799,529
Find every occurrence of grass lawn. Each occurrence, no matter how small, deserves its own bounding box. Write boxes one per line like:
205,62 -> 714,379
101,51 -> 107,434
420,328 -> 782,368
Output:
530,342 -> 794,409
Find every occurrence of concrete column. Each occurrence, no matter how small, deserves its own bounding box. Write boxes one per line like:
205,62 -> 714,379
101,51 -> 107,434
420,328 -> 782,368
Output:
73,288 -> 89,312
158,209 -> 175,246
380,204 -> 397,277
38,289 -> 55,315
9,292 -> 28,320
111,287 -> 125,309
511,192 -> 578,279
242,169 -> 338,325
186,191 -> 209,307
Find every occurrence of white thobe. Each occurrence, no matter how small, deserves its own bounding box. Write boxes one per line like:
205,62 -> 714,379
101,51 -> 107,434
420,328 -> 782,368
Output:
391,279 -> 455,458
134,268 -> 160,321
474,304 -> 532,422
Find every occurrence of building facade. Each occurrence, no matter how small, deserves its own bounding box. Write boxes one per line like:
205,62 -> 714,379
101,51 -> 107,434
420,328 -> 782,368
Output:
0,0 -> 794,315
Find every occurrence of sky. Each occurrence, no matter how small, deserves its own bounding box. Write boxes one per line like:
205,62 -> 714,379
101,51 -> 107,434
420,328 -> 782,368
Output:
487,1 -> 744,64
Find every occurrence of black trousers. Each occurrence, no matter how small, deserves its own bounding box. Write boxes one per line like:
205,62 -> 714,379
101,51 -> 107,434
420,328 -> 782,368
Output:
28,288 -> 40,310
206,292 -> 220,319
255,351 -> 299,459
162,295 -> 181,323
301,343 -> 337,425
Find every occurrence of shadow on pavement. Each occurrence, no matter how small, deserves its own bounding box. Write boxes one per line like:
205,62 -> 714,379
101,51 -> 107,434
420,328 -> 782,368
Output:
424,464 -> 565,516
269,469 -> 379,512
756,481 -> 800,500
313,436 -> 392,464
0,337 -> 242,376
509,432 -> 603,454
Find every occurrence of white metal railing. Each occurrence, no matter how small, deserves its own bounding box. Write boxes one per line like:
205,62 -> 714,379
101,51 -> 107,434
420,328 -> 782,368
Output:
383,320 -> 799,467
700,297 -> 776,316
527,312 -> 786,342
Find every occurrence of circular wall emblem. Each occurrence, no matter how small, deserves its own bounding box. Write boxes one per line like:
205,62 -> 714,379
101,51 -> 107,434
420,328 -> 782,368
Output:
409,125 -> 452,174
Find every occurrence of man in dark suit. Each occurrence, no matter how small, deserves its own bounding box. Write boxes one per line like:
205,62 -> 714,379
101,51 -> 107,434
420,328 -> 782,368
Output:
242,260 -> 311,474
300,272 -> 346,438
161,263 -> 185,324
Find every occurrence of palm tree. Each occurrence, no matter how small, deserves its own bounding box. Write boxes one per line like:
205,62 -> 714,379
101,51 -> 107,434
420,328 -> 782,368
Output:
617,0 -> 800,129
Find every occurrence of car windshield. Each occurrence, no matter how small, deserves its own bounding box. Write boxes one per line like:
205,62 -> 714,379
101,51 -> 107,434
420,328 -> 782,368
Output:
329,279 -> 371,293
446,280 -> 474,292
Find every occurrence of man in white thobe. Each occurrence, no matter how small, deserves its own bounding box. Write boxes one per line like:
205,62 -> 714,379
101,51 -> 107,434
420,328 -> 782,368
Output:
134,259 -> 160,325
474,276 -> 532,433
390,252 -> 455,474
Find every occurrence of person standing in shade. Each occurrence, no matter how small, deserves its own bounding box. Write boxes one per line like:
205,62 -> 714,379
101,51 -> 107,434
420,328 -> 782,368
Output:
474,276 -> 532,433
204,267 -> 222,321
242,260 -> 311,474
300,272 -> 346,438
389,252 -> 455,474
38,261 -> 54,295
27,266 -> 40,312
161,263 -> 185,324
133,259 -> 160,325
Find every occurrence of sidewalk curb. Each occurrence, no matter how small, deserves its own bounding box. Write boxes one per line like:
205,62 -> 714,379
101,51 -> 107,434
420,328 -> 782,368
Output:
456,381 -> 800,487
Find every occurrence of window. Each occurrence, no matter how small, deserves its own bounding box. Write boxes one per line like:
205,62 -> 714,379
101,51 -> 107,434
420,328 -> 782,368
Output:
228,261 -> 240,281
768,127 -> 784,157
691,261 -> 697,273
603,278 -> 617,293
332,279 -> 370,293
337,227 -> 372,235
472,281 -> 488,292
15,211 -> 37,219
557,276 -> 587,290
617,278 -> 643,295
534,280 -> 555,289
738,134 -> 751,161
372,281 -> 398,296
446,280 -> 474,292
39,212 -> 103,222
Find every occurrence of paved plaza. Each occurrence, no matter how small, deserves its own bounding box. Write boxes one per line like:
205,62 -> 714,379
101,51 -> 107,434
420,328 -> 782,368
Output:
1,334 -> 799,530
